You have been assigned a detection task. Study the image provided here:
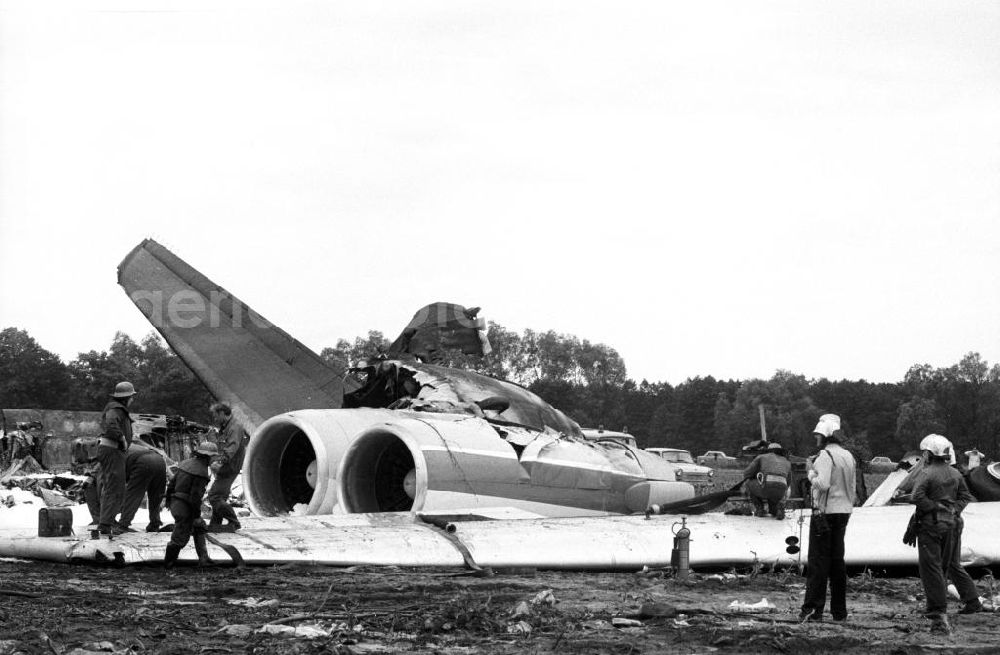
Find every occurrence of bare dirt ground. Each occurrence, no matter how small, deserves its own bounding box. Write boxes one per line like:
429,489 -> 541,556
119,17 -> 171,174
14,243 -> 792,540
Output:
2,559 -> 999,655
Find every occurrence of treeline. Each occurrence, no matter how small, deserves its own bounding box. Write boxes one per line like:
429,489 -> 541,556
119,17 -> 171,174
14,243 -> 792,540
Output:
0,328 -> 214,423
3,325 -> 999,460
322,325 -> 1000,460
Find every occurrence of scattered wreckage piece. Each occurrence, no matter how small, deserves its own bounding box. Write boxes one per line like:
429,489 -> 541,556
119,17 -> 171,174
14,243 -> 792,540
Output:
2,503 -> 998,569
1,408 -> 210,471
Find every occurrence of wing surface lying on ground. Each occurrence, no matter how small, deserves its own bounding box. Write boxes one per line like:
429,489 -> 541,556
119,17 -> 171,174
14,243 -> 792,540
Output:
3,503 -> 999,569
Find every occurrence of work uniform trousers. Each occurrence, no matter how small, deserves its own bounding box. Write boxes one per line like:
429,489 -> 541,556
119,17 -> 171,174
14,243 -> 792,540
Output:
95,445 -> 126,529
746,479 -> 787,517
84,478 -> 100,524
119,452 -> 167,529
917,521 -> 957,616
167,499 -> 207,550
949,517 -> 980,604
207,473 -> 239,524
802,513 -> 851,620
918,517 -> 978,616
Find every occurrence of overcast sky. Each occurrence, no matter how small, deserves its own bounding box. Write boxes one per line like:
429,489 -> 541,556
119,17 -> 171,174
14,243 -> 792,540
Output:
1,0 -> 998,385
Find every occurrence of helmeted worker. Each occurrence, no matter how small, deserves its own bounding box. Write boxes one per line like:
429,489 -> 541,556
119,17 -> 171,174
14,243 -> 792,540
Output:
118,439 -> 168,533
894,439 -> 956,501
164,441 -> 218,567
904,434 -> 981,634
207,402 -> 248,532
743,442 -> 791,519
800,413 -> 857,622
96,381 -> 136,537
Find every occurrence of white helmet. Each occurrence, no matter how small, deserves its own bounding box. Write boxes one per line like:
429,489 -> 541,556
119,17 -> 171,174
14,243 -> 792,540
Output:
813,414 -> 841,438
919,434 -> 952,460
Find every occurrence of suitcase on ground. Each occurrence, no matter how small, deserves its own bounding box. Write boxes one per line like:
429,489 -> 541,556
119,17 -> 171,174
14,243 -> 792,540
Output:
38,507 -> 73,537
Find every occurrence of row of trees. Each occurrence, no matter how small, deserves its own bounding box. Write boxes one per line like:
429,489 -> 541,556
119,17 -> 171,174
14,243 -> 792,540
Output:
318,324 -> 1000,459
3,324 -> 999,460
0,328 -> 214,423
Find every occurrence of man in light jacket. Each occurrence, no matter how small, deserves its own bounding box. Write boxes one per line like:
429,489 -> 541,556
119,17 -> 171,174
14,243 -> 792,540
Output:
207,402 -> 248,532
800,413 -> 857,622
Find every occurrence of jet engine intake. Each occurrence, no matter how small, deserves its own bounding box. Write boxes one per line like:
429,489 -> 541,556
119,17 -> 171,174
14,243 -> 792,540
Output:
243,408 -> 403,516
337,417 -> 525,514
338,429 -> 424,513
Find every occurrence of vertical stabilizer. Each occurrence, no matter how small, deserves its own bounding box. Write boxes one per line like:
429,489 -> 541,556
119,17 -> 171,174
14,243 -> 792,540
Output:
117,239 -> 357,428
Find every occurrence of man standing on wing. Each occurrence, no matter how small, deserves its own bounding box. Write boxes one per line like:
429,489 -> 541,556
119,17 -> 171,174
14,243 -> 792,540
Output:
207,402 -> 248,532
96,382 -> 136,537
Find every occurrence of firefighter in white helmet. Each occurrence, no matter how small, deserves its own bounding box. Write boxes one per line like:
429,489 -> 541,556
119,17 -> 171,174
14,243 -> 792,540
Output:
905,434 -> 980,634
800,413 -> 857,623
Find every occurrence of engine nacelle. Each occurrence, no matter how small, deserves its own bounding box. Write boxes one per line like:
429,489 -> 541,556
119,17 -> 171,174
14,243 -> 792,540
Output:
244,408 -> 695,518
337,416 -> 530,514
243,408 -> 401,516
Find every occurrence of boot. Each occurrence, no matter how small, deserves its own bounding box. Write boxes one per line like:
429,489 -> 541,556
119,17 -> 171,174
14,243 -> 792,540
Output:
164,544 -> 181,569
99,524 -> 124,538
959,598 -> 983,614
222,505 -> 241,531
929,614 -> 952,635
193,533 -> 213,567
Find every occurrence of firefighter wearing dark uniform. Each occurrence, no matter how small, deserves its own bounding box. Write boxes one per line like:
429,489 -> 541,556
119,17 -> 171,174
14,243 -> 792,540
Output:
164,441 -> 218,567
906,434 -> 980,634
743,442 -> 792,519
96,382 -> 136,536
118,439 -> 168,532
207,402 -> 248,532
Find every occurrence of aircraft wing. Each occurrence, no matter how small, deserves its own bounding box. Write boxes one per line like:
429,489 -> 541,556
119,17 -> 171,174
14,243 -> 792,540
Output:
117,239 -> 357,428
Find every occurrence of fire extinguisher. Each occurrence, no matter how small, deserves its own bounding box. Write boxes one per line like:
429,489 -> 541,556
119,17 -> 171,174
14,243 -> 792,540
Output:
671,517 -> 691,580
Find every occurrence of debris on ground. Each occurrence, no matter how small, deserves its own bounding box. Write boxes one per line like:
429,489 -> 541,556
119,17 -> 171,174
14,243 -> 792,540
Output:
1,467 -> 88,508
0,561 -> 998,653
728,598 -> 777,613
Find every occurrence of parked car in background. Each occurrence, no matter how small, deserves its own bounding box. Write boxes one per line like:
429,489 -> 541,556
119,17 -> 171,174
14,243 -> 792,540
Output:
696,450 -> 738,467
869,456 -> 897,472
645,448 -> 714,485
580,428 -> 637,448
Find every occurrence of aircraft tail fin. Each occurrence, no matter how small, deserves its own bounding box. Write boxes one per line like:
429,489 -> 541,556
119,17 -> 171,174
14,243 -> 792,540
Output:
117,239 -> 357,428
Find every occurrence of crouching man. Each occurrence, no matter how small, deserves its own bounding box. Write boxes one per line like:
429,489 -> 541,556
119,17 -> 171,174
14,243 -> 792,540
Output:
743,442 -> 791,519
164,441 -> 218,568
118,439 -> 168,533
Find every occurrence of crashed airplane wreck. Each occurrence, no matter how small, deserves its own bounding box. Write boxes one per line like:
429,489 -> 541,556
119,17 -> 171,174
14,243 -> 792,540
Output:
117,238 -> 695,518
1,238 -> 999,571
